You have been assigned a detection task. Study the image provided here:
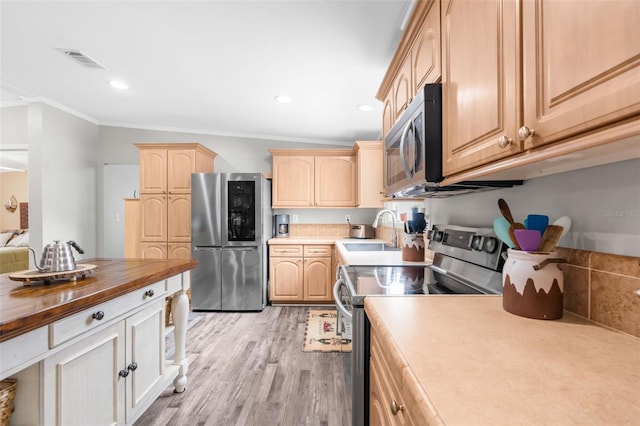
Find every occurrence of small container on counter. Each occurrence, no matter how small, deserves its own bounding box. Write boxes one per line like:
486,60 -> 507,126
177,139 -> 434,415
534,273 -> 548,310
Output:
402,233 -> 425,262
502,249 -> 566,320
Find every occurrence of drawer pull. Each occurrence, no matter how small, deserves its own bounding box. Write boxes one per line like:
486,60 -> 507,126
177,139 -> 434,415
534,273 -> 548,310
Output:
92,311 -> 105,321
390,399 -> 404,415
128,362 -> 138,371
144,289 -> 155,298
118,369 -> 129,378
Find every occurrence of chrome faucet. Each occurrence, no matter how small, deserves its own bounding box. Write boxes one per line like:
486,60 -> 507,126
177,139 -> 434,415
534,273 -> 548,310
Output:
372,209 -> 400,248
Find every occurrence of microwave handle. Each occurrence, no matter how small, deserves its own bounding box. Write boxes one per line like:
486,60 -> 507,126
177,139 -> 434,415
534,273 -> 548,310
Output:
399,121 -> 414,178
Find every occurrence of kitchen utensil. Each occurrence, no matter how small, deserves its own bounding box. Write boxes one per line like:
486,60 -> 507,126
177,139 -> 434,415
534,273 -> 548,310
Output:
28,240 -> 84,273
526,214 -> 549,235
498,198 -> 525,249
412,213 -> 426,233
553,216 -> 572,239
513,229 -> 541,252
537,225 -> 564,253
493,217 -> 516,248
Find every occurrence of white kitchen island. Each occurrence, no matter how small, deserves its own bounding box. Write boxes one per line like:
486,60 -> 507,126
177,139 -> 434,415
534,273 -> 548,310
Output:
0,258 -> 196,426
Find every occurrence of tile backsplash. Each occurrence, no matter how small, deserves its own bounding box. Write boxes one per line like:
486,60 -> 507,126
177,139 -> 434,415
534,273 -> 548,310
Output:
289,223 -> 350,238
558,247 -> 640,338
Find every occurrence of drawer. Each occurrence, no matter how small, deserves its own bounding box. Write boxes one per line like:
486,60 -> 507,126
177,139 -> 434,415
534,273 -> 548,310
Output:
0,326 -> 48,378
303,245 -> 332,257
269,245 -> 303,257
49,281 -> 167,348
166,272 -> 184,294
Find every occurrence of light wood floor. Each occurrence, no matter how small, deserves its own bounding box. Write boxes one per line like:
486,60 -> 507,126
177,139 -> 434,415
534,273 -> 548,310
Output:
135,306 -> 352,426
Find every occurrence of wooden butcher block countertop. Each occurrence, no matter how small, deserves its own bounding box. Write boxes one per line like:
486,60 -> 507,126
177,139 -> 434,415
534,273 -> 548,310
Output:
0,258 -> 196,343
365,295 -> 640,425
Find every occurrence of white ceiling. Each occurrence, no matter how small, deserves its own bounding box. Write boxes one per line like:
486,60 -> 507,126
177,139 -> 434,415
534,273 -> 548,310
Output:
0,0 -> 414,146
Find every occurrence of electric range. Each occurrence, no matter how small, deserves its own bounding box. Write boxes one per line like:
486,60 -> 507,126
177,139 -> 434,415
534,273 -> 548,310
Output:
334,224 -> 508,426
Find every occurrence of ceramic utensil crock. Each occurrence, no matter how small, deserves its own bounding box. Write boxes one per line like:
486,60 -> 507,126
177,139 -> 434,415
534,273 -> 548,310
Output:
502,249 -> 565,320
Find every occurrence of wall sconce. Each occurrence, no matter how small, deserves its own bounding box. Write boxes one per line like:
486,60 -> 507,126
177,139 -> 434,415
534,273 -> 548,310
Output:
5,195 -> 17,213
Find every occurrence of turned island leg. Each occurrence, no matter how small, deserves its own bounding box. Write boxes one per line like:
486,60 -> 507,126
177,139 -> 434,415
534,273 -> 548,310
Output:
171,287 -> 189,393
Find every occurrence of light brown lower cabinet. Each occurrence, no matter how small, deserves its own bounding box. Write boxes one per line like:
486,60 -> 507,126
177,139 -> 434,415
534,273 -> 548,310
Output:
140,242 -> 168,259
269,244 -> 333,303
370,327 -> 425,426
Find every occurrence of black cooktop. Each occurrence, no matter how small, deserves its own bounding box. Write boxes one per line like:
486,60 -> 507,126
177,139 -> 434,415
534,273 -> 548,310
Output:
342,265 -> 429,306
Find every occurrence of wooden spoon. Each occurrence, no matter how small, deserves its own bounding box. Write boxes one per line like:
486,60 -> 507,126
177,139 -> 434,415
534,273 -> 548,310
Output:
498,198 -> 526,249
536,225 -> 564,253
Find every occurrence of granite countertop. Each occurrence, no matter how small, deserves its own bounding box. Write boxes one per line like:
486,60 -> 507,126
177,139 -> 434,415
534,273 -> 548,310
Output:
365,295 -> 640,425
0,258 -> 197,342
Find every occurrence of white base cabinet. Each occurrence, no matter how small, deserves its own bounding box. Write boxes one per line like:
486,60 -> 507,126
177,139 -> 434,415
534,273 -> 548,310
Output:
3,272 -> 190,426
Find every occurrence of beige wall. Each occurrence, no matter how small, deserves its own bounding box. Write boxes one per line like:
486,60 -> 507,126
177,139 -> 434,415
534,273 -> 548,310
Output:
0,171 -> 28,230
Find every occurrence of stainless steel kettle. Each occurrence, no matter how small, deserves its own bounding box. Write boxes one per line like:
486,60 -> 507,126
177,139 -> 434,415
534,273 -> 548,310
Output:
28,240 -> 84,273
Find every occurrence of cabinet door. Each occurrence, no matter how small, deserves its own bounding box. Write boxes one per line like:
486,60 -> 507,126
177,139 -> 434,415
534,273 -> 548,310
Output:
139,242 -> 168,259
168,242 -> 191,259
393,54 -> 413,117
139,149 -> 167,194
356,142 -> 384,208
140,194 -> 167,242
381,91 -> 395,139
125,300 -> 164,423
369,357 -> 395,426
303,257 -> 332,302
522,0 -> 640,149
314,156 -> 357,207
43,323 -> 126,426
412,0 -> 441,92
269,257 -> 303,301
168,149 -> 196,193
167,194 -> 191,242
272,156 -> 315,207
124,199 -> 141,258
441,0 -> 521,175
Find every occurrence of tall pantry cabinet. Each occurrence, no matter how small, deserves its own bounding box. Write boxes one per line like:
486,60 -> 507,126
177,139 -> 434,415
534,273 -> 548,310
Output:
134,144 -> 216,259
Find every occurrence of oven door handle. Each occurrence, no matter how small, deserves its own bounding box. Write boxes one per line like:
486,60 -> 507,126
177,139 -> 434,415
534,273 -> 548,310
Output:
333,278 -> 352,320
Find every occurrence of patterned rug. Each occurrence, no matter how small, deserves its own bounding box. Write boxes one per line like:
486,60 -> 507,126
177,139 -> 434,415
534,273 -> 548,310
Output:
303,309 -> 352,353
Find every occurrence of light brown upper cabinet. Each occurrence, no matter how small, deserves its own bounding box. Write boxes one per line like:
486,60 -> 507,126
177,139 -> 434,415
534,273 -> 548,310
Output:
441,0 -> 522,175
314,155 -> 357,207
442,0 -> 640,177
135,143 -> 216,259
354,141 -> 384,208
270,150 -> 356,208
271,155 -> 315,207
377,0 -> 441,140
520,0 -> 640,150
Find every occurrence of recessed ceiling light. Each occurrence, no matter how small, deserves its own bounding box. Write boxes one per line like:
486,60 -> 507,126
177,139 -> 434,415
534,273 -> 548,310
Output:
358,104 -> 373,112
274,95 -> 292,104
109,80 -> 129,90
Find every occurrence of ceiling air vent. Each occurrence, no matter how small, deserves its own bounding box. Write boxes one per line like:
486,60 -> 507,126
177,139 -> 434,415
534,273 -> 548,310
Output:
56,48 -> 107,70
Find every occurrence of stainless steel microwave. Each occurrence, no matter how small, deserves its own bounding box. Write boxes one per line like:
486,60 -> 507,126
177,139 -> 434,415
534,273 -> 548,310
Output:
384,83 -> 442,196
384,83 -> 522,198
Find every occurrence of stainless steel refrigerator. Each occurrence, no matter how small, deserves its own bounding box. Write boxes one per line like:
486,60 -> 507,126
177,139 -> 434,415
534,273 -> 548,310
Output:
191,173 -> 272,311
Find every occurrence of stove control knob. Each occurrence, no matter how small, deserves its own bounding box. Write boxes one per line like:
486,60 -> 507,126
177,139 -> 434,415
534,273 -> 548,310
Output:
471,236 -> 483,251
482,237 -> 498,253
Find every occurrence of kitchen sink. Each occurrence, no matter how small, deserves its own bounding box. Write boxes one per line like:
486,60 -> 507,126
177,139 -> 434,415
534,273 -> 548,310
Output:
342,243 -> 400,252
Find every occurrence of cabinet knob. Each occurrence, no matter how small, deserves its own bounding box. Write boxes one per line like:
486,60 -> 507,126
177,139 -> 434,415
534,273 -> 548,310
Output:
92,311 -> 105,321
497,135 -> 512,149
518,126 -> 535,141
144,289 -> 155,298
118,369 -> 130,378
390,399 -> 404,415
128,362 -> 138,371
